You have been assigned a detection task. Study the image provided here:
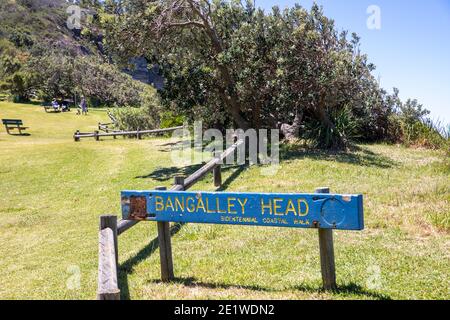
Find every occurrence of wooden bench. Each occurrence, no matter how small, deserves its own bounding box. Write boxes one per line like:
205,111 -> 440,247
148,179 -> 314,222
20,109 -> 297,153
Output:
2,119 -> 28,135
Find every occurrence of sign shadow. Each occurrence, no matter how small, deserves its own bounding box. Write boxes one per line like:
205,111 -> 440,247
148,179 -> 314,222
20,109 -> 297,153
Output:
147,277 -> 391,300
118,222 -> 185,300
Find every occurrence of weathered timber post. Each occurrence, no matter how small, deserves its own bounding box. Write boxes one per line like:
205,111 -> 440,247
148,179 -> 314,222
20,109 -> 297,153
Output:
94,130 -> 99,141
174,176 -> 185,188
74,130 -> 80,142
213,152 -> 222,187
316,187 -> 337,291
137,129 -> 142,140
155,186 -> 174,282
100,215 -> 118,272
98,215 -> 120,300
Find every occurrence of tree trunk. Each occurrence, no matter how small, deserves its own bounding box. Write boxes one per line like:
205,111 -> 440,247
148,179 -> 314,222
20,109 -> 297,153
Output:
252,101 -> 262,130
315,99 -> 347,149
192,6 -> 250,130
217,89 -> 249,130
280,109 -> 303,141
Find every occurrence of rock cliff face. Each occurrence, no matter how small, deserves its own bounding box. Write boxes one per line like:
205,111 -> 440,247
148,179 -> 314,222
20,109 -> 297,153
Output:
1,0 -> 163,93
0,0 -> 103,56
126,57 -> 164,90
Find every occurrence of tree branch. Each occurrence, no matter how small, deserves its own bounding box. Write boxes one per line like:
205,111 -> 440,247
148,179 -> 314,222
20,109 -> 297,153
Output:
167,21 -> 205,28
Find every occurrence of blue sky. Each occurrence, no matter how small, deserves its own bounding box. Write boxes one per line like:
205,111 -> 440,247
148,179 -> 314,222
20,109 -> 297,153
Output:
256,0 -> 450,124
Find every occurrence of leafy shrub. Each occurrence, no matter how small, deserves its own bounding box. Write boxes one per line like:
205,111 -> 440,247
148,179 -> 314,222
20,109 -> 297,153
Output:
112,106 -> 159,131
401,119 -> 449,150
302,107 -> 360,149
1,72 -> 35,102
385,114 -> 404,144
110,89 -> 162,131
8,28 -> 34,48
160,111 -> 185,129
28,52 -> 154,107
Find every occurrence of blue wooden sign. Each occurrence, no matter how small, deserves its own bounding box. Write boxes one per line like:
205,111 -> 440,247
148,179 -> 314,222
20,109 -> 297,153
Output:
121,190 -> 363,230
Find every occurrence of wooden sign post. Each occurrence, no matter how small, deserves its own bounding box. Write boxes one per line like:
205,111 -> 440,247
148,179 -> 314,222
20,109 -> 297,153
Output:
316,187 -> 337,290
155,186 -> 174,282
120,188 -> 363,290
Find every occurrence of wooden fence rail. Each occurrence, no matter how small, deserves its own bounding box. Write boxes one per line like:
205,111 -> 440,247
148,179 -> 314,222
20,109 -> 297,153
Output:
116,138 -> 242,235
74,125 -> 184,142
98,122 -> 115,133
183,140 -> 241,189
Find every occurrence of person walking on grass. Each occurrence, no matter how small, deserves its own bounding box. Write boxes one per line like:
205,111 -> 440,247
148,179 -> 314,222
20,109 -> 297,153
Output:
80,96 -> 88,115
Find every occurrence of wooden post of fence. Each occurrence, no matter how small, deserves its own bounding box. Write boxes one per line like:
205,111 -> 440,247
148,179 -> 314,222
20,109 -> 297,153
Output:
74,130 -> 80,142
100,215 -> 118,271
213,152 -> 222,187
94,130 -> 100,141
174,176 -> 185,189
137,129 -> 141,140
155,186 -> 174,282
316,187 -> 337,291
98,215 -> 120,300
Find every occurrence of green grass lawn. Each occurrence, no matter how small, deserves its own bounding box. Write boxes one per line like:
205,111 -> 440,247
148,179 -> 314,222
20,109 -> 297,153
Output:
0,101 -> 448,300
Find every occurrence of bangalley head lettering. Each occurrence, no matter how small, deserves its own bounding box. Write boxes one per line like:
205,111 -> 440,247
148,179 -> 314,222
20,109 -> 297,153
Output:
154,194 -> 309,217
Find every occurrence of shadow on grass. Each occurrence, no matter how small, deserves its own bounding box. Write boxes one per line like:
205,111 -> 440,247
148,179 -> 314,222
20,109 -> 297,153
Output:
147,276 -> 391,300
158,142 -> 179,147
136,162 -> 247,184
280,144 -> 397,169
136,163 -> 205,181
140,144 -> 396,184
7,133 -> 31,136
156,141 -> 184,152
291,282 -> 391,300
118,222 -> 186,300
216,164 -> 248,191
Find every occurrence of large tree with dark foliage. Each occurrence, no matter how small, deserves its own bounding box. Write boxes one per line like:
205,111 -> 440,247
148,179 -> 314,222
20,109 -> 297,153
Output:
103,0 -> 395,148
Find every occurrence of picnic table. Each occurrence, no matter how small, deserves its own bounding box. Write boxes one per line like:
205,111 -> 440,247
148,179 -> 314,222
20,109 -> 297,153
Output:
43,99 -> 73,112
43,102 -> 60,113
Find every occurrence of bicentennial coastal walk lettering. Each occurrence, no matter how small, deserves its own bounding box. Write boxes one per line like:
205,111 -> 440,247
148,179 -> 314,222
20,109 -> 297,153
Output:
121,190 -> 364,230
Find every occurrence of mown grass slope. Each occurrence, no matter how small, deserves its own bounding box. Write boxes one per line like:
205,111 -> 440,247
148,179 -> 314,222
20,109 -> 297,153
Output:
0,101 -> 448,299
